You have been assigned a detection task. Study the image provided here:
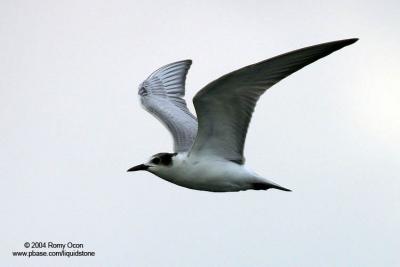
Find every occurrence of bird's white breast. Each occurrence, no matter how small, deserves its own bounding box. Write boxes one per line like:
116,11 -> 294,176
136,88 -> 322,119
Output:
155,153 -> 262,192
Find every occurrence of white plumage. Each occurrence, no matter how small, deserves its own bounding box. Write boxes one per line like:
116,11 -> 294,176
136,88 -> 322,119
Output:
128,38 -> 358,192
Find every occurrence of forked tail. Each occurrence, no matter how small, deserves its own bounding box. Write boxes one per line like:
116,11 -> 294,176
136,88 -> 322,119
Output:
252,181 -> 292,192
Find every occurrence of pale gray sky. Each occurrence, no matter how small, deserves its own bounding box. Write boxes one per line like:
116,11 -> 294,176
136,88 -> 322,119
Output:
1,0 -> 399,266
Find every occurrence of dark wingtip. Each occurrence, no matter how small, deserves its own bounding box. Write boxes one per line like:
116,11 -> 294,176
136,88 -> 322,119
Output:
319,38 -> 359,51
343,38 -> 359,45
333,38 -> 359,48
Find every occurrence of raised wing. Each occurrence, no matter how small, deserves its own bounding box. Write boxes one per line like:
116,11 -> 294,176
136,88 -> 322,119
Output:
139,60 -> 198,152
190,38 -> 358,163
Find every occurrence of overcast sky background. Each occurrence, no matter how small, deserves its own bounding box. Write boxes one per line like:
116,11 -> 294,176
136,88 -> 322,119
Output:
1,0 -> 399,266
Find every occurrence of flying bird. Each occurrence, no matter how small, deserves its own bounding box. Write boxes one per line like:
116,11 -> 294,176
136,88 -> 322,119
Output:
127,38 -> 358,192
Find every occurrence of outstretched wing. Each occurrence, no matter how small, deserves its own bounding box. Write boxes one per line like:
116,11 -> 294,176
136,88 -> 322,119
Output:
139,60 -> 198,152
190,38 -> 358,163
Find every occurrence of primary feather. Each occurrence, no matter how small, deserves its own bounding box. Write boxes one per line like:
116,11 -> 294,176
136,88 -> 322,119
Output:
190,38 -> 358,163
138,60 -> 198,152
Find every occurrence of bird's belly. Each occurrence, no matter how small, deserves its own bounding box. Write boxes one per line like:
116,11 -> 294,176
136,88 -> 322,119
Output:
160,161 -> 253,192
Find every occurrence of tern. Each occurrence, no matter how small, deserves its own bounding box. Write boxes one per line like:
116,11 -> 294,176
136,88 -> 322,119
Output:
127,38 -> 358,192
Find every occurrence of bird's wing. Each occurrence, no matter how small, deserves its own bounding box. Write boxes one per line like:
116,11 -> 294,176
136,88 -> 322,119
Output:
139,60 -> 198,152
190,38 -> 358,163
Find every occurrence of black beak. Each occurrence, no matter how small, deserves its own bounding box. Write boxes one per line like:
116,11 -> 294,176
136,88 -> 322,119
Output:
127,164 -> 149,172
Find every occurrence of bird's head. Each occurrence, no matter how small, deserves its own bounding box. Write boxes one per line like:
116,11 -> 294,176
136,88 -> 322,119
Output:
127,152 -> 178,175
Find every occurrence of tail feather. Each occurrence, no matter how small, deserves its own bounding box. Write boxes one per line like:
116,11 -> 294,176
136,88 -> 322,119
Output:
252,182 -> 292,192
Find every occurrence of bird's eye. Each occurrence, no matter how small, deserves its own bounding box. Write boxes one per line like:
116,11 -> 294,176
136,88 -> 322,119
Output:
151,158 -> 160,164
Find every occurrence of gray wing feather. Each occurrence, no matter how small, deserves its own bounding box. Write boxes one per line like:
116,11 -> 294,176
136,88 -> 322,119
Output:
139,60 -> 198,152
191,38 -> 358,163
